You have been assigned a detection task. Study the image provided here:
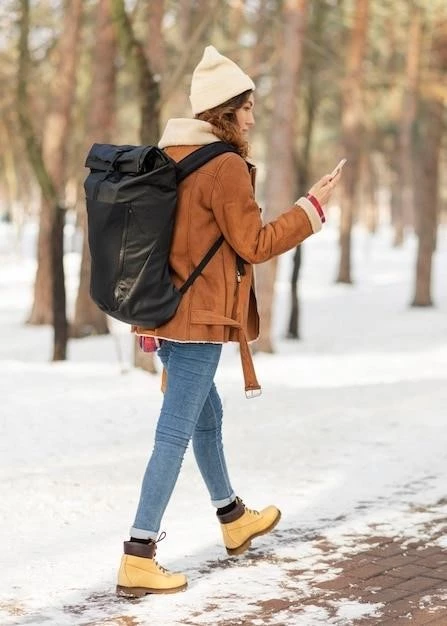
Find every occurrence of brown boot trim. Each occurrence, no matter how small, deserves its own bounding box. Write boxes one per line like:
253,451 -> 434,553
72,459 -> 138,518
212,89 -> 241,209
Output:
123,540 -> 156,559
217,499 -> 245,524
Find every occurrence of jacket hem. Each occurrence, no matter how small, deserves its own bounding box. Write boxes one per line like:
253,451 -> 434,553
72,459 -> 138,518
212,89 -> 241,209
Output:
134,331 -> 225,345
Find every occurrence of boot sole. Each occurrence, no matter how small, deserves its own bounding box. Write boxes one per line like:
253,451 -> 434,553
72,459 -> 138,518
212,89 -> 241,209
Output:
226,510 -> 282,556
116,582 -> 187,598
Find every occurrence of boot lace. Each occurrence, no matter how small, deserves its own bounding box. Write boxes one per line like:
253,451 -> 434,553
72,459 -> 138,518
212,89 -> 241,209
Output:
238,498 -> 260,517
152,531 -> 170,574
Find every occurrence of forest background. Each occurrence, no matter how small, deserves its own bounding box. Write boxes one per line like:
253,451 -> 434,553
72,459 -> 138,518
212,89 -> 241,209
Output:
0,0 -> 446,367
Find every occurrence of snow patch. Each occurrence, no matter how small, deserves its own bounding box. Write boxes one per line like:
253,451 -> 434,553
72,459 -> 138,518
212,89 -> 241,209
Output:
1,223 -> 447,624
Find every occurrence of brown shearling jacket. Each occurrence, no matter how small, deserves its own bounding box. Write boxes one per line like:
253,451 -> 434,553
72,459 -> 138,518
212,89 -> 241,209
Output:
133,119 -> 323,396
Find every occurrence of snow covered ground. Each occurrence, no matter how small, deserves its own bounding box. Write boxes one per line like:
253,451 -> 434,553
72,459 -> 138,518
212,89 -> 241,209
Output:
1,219 -> 447,626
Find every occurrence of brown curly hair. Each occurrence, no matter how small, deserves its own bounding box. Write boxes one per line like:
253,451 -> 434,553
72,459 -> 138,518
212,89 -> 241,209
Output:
196,90 -> 253,159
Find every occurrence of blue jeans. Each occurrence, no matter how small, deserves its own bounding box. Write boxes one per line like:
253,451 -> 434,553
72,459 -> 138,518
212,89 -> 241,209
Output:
130,341 -> 236,540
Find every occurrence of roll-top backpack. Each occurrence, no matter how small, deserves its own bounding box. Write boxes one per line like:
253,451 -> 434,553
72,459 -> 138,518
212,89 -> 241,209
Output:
84,142 -> 236,327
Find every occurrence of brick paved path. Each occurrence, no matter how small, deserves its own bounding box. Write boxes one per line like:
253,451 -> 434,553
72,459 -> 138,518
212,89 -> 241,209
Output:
311,533 -> 447,624
4,502 -> 447,625
197,500 -> 447,625
204,534 -> 447,626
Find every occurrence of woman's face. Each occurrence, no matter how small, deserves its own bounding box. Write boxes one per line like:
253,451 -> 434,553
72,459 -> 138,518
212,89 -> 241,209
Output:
235,94 -> 255,136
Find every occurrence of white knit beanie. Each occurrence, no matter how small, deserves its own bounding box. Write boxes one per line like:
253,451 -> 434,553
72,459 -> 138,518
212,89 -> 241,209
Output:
189,45 -> 255,115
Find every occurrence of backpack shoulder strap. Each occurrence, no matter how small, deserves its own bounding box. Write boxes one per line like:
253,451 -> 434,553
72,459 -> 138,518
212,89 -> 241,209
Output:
175,142 -> 238,183
175,142 -> 239,296
179,235 -> 224,295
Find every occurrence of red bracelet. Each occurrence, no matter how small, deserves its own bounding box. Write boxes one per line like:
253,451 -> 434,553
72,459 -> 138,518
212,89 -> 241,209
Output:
306,194 -> 326,223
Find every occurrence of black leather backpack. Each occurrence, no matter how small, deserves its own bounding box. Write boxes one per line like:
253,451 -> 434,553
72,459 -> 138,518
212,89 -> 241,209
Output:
84,142 -> 236,327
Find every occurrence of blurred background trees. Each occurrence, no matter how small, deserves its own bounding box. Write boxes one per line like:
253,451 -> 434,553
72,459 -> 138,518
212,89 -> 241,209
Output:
0,0 -> 446,362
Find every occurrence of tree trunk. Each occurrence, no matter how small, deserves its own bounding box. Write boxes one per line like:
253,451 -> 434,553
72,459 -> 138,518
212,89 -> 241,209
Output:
72,0 -> 117,338
111,0 -> 164,371
256,0 -> 308,353
287,245 -> 302,339
411,19 -> 446,307
28,199 -> 53,324
18,0 -> 82,360
362,152 -> 378,234
1,116 -> 21,236
398,4 -> 421,239
27,0 -> 83,333
111,0 -> 160,143
412,100 -> 443,306
287,85 -> 316,339
18,0 -> 57,325
145,0 -> 165,78
52,203 -> 67,359
178,0 -> 192,42
228,0 -> 244,43
384,15 -> 404,246
72,211 -> 110,337
287,1 -> 328,339
249,0 -> 275,80
336,0 -> 369,284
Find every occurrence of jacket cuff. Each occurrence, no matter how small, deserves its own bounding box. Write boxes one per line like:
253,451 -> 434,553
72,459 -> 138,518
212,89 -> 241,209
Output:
306,193 -> 326,223
294,196 -> 323,233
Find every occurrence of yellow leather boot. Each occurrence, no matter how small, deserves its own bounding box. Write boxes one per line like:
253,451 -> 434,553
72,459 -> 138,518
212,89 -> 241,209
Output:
218,497 -> 281,555
116,538 -> 187,597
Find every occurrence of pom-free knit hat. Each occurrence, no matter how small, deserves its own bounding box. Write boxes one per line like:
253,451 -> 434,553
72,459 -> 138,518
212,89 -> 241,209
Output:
189,45 -> 255,115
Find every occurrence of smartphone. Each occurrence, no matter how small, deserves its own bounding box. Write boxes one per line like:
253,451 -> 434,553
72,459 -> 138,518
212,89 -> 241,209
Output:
330,158 -> 347,179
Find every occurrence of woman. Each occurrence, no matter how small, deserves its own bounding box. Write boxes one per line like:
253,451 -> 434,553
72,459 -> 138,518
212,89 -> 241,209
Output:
117,46 -> 342,597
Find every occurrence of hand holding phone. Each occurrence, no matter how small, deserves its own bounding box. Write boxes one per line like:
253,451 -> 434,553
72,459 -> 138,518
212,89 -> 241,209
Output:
330,158 -> 347,179
306,158 -> 346,209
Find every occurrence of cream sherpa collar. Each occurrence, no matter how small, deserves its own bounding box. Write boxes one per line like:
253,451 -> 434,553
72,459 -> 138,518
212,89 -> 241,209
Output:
158,118 -> 220,149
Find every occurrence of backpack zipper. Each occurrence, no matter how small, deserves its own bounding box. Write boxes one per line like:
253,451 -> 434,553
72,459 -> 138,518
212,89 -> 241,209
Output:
115,206 -> 131,303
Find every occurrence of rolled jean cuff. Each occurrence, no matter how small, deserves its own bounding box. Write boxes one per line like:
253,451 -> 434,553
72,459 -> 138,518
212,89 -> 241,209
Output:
212,492 -> 237,508
129,526 -> 158,541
